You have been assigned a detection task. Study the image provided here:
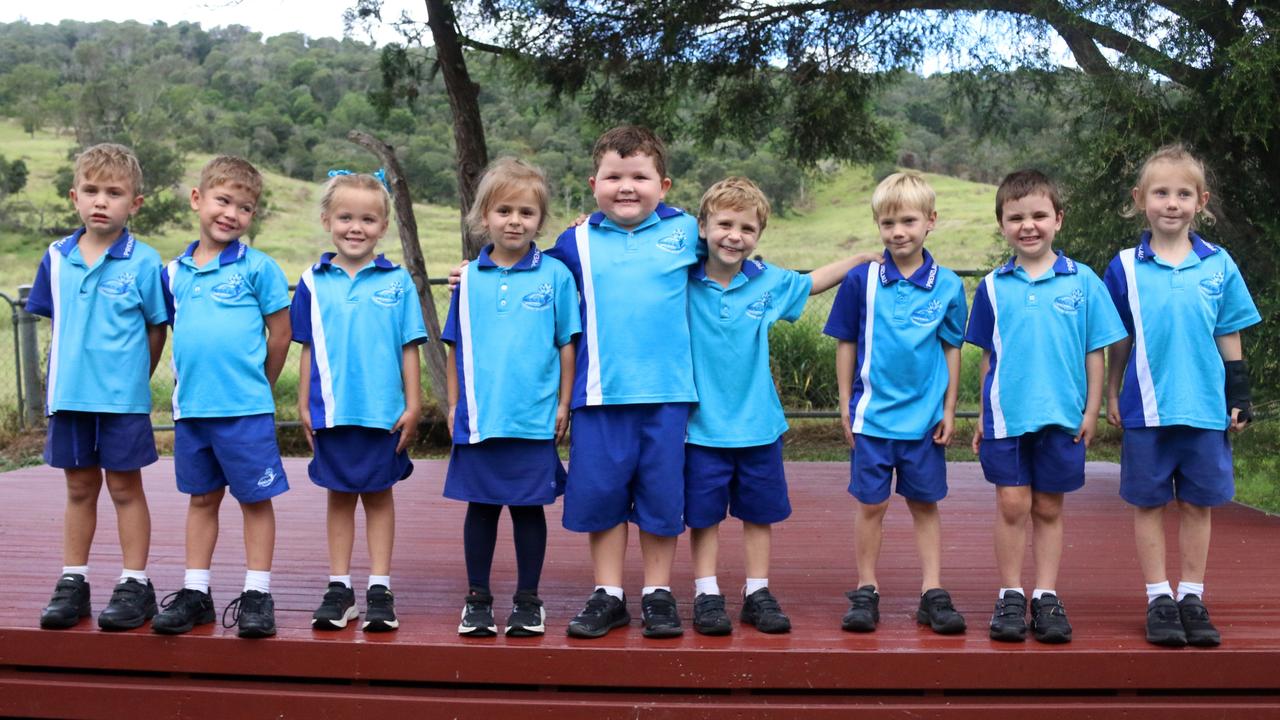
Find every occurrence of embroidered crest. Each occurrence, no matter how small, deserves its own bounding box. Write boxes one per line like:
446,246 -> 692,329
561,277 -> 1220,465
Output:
522,283 -> 555,310
211,273 -> 247,301
745,291 -> 774,319
910,299 -> 944,326
1199,271 -> 1224,298
256,467 -> 278,488
656,229 -> 687,253
372,280 -> 407,307
1053,288 -> 1086,315
99,272 -> 136,297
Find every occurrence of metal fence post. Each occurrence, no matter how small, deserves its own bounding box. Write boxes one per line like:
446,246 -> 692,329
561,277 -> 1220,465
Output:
16,285 -> 44,427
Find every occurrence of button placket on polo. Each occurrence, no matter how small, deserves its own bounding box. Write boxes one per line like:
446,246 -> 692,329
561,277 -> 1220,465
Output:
625,231 -> 639,253
497,268 -> 511,313
893,281 -> 910,322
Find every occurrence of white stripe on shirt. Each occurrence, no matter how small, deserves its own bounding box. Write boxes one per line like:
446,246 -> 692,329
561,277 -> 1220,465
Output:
984,273 -> 1008,438
1119,249 -> 1160,425
458,265 -> 481,443
851,263 -> 878,434
575,223 -> 603,405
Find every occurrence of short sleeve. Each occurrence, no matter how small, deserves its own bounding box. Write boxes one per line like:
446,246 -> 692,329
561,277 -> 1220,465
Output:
160,260 -> 178,326
255,257 -> 292,316
1102,255 -> 1134,336
938,278 -> 967,348
441,286 -> 461,345
776,269 -> 813,324
137,256 -> 168,326
25,250 -> 53,318
964,276 -> 994,350
545,228 -> 583,287
1214,253 -> 1262,336
289,274 -> 313,344
822,266 -> 867,342
553,264 -> 581,347
1082,268 -> 1127,351
398,270 -> 428,346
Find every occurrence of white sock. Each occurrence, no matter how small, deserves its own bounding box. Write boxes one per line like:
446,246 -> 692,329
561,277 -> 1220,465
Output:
62,565 -> 89,579
329,575 -> 352,588
1146,581 -> 1174,605
1176,581 -> 1204,602
641,585 -> 670,596
120,568 -> 148,584
999,586 -> 1025,600
184,568 -> 211,594
744,578 -> 768,596
694,576 -> 720,597
1032,588 -> 1054,600
368,575 -> 391,590
244,570 -> 271,594
597,585 -> 624,601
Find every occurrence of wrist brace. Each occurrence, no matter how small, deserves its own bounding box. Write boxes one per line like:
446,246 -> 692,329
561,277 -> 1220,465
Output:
1225,359 -> 1253,423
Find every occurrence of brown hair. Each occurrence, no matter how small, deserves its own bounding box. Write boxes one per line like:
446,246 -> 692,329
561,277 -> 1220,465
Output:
592,125 -> 668,179
698,176 -> 772,232
198,155 -> 264,203
995,169 -> 1062,222
871,171 -> 935,219
319,173 -> 391,219
73,143 -> 144,195
465,157 -> 551,236
1125,143 -> 1216,226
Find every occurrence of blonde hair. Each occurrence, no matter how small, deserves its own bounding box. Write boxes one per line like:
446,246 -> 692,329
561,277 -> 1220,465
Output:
1125,143 -> 1216,226
73,143 -> 143,195
698,176 -> 772,232
465,158 -> 551,236
319,173 -> 391,219
871,171 -> 935,219
198,155 -> 264,203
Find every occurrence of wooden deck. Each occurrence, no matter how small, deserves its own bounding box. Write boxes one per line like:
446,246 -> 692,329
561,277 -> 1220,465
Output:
2,459 -> 1279,718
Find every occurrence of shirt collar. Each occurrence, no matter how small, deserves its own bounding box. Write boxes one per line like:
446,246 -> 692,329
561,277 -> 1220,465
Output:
1135,231 -> 1220,263
588,202 -> 683,234
57,227 -> 137,259
180,239 -> 248,266
879,249 -> 939,289
315,252 -> 397,271
476,243 -> 543,271
995,250 -> 1078,277
691,257 -> 767,285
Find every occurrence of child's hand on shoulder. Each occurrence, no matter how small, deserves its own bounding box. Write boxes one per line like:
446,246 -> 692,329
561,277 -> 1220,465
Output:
555,402 -> 570,444
447,260 -> 468,291
393,402 -> 421,453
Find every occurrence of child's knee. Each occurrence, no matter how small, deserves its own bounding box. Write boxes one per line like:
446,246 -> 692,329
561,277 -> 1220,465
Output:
188,488 -> 225,513
857,500 -> 890,520
1030,492 -> 1064,523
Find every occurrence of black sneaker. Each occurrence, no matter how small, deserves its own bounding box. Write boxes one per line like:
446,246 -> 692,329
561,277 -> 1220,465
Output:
989,590 -> 1027,642
741,587 -> 791,634
1177,595 -> 1220,647
692,593 -> 732,636
1031,593 -> 1072,644
841,585 -> 880,632
311,582 -> 357,630
1146,595 -> 1187,647
641,589 -> 683,638
566,589 -> 630,639
223,590 -> 276,638
917,588 -> 966,634
40,574 -> 91,629
505,590 -> 545,637
459,587 -> 497,637
364,585 -> 399,632
152,588 -> 215,634
97,578 -> 157,631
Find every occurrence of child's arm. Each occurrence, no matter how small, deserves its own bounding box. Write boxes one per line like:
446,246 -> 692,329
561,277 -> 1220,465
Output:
297,344 -> 314,451
556,342 -> 575,443
263,308 -> 291,387
393,345 -> 423,453
836,340 -> 857,448
808,253 -> 880,295
147,324 -> 167,377
1106,338 -> 1132,428
446,345 -> 459,433
934,344 -> 960,446
971,349 -> 990,454
1077,349 -> 1104,446
1216,332 -> 1251,431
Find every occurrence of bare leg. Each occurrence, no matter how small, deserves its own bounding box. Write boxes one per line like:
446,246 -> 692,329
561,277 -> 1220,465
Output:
906,499 -> 943,592
185,489 -> 225,569
241,499 -> 275,572
994,486 -> 1031,589
1030,492 -> 1065,590
743,522 -> 771,580
639,530 -> 678,588
854,500 -> 889,589
363,488 -> 395,577
1133,504 -> 1168,585
1177,501 -> 1212,585
104,469 -> 150,571
326,491 -> 358,576
689,524 -> 719,580
589,523 -> 628,588
63,468 -> 104,566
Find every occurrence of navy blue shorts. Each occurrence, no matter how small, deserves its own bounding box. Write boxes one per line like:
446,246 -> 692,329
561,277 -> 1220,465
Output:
175,414 -> 289,504
849,433 -> 947,504
563,403 -> 690,536
979,427 -> 1085,493
1120,426 -> 1233,508
310,426 -> 413,494
44,411 -> 158,471
444,438 -> 565,506
684,439 -> 791,528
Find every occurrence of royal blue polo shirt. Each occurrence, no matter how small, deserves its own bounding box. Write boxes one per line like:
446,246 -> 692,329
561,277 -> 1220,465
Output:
26,228 -> 167,415
162,240 -> 291,420
686,259 -> 813,447
1103,232 -> 1260,430
965,252 -> 1127,439
546,204 -> 699,408
442,243 -> 580,444
291,253 -> 427,431
823,250 -> 967,440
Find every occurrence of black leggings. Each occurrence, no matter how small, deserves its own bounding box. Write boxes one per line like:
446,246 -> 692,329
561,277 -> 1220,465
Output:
463,502 -> 547,594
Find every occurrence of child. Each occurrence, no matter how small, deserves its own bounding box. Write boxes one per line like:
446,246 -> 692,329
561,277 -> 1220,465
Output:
966,170 -> 1126,643
27,143 -> 168,631
150,156 -> 293,638
684,177 -> 874,635
1103,145 -> 1260,648
442,158 -> 578,637
823,171 -> 969,635
292,171 -> 426,633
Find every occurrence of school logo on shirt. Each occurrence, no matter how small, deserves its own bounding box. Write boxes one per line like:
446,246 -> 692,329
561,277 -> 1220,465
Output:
211,273 -> 247,302
98,272 -> 136,296
910,299 -> 944,326
656,229 -> 687,253
1053,288 -> 1085,315
1199,271 -> 1225,298
372,280 -> 407,307
746,291 -> 774,319
522,283 -> 555,310
256,467 -> 278,488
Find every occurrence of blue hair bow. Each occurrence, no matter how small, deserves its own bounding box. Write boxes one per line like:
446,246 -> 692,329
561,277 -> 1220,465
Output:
327,168 -> 392,193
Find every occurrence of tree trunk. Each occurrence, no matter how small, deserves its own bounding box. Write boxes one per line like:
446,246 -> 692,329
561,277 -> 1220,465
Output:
346,130 -> 449,407
425,0 -> 489,260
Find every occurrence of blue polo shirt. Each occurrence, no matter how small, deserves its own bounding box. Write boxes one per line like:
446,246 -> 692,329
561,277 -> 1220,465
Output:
547,204 -> 698,408
162,240 -> 291,420
1103,232 -> 1260,430
291,253 -> 428,431
687,259 -> 812,447
26,228 -> 167,415
965,252 -> 1127,439
823,250 -> 967,440
442,243 -> 580,444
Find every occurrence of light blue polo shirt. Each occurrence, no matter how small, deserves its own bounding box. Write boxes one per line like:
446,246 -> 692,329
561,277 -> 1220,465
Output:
442,243 -> 580,444
291,253 -> 427,431
162,240 -> 291,420
687,259 -> 812,447
966,252 -> 1127,439
1103,232 -> 1260,430
547,204 -> 698,408
823,250 -> 967,440
26,228 -> 167,415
